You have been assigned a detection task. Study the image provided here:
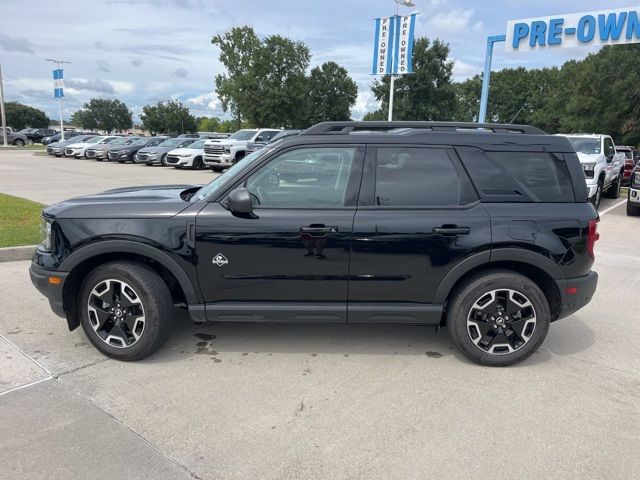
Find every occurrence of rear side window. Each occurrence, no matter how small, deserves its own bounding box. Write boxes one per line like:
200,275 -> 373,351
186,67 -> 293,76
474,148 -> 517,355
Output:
457,147 -> 574,203
374,147 -> 477,207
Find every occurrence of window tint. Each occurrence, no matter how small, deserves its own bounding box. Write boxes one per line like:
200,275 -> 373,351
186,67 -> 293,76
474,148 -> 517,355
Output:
458,147 -> 574,203
246,147 -> 356,208
374,147 -> 476,207
604,138 -> 615,157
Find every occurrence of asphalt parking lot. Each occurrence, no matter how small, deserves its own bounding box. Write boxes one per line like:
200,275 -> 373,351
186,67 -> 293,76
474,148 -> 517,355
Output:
1,150 -> 639,479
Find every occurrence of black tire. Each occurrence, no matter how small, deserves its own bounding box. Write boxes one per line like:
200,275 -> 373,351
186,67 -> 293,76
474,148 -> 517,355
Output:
78,261 -> 174,361
606,172 -> 622,199
210,166 -> 223,172
592,179 -> 604,209
446,270 -> 551,367
118,160 -> 125,163
160,154 -> 168,166
192,156 -> 204,170
627,201 -> 640,216
234,151 -> 245,164
13,139 -> 25,147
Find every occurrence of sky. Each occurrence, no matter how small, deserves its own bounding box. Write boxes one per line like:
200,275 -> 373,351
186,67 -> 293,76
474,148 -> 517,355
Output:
0,0 -> 634,123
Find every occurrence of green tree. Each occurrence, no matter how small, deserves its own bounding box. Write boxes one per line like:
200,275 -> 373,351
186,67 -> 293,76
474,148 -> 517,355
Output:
306,62 -> 357,126
197,116 -> 221,132
71,99 -> 132,132
140,101 -> 197,134
5,102 -> 50,130
367,38 -> 457,121
212,27 -> 311,128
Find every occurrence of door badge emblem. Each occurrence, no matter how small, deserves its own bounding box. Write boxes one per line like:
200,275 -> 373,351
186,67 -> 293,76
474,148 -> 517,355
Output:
212,253 -> 229,267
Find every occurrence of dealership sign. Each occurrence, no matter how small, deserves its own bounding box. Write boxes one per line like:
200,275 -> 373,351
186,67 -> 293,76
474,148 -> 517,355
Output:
52,69 -> 64,98
371,14 -> 417,75
506,7 -> 640,52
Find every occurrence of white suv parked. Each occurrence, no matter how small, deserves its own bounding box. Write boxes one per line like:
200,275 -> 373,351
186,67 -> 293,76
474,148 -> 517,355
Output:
562,134 -> 625,208
204,129 -> 281,172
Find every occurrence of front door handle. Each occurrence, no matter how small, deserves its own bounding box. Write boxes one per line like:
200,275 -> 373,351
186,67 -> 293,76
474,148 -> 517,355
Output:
300,226 -> 339,235
432,226 -> 470,236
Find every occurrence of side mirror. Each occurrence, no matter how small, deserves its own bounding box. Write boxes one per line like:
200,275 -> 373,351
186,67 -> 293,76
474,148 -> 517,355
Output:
606,154 -> 614,163
224,187 -> 255,217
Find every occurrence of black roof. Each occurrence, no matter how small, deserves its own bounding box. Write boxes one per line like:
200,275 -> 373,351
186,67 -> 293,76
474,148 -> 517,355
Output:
290,122 -> 575,153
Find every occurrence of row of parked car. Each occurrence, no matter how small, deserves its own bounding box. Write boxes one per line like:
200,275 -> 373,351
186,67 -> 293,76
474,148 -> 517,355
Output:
44,129 -> 302,170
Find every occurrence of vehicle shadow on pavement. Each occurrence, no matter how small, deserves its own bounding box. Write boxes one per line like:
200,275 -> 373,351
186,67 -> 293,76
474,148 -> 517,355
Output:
132,308 -> 581,368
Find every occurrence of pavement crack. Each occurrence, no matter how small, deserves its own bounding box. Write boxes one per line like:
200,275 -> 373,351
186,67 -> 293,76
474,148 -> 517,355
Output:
541,347 -> 640,378
57,377 -> 203,480
57,358 -> 110,377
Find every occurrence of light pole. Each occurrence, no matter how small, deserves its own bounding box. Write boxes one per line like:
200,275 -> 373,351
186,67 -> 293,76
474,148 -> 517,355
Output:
45,58 -> 71,140
388,0 -> 416,121
0,64 -> 7,147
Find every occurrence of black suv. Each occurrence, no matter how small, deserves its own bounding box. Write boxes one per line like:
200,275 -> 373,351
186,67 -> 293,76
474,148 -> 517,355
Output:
30,122 -> 599,366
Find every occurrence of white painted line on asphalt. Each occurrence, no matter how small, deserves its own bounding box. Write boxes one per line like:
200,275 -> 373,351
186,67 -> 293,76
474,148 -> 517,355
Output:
0,377 -> 52,397
0,332 -> 54,377
599,199 -> 627,217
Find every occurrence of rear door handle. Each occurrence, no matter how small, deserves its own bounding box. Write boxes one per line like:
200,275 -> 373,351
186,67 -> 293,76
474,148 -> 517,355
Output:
432,226 -> 470,236
300,226 -> 339,234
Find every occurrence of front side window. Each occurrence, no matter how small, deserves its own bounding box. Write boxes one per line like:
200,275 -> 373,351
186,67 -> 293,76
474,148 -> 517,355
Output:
246,147 -> 356,208
604,138 -> 615,157
374,147 -> 475,207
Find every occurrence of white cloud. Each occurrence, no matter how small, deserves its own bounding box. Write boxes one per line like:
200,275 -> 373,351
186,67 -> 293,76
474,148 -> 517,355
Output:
185,92 -> 219,113
352,90 -> 380,120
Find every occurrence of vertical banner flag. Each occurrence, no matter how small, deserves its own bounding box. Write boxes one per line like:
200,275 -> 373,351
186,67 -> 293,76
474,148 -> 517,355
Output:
372,14 -> 417,75
53,69 -> 64,98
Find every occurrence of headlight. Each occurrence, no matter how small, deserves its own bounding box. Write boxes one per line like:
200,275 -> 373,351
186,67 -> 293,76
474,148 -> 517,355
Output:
582,162 -> 596,179
40,217 -> 53,252
179,153 -> 192,157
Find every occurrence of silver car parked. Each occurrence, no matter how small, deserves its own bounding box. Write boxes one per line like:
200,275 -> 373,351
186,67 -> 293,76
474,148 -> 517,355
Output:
135,137 -> 195,166
85,136 -> 142,161
0,128 -> 28,147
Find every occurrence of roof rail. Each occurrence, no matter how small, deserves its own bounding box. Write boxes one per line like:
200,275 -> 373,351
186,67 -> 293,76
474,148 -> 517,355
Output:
301,121 -> 546,136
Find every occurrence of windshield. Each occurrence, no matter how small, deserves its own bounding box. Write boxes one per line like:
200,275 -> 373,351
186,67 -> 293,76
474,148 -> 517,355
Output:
109,137 -> 128,146
158,138 -> 183,147
191,148 -> 271,202
229,129 -> 257,141
76,135 -> 96,143
98,137 -> 118,144
619,149 -> 632,159
187,140 -> 205,149
568,137 -> 601,155
130,138 -> 150,146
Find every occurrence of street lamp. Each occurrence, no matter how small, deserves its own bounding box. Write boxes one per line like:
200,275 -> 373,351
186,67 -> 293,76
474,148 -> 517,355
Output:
45,58 -> 71,140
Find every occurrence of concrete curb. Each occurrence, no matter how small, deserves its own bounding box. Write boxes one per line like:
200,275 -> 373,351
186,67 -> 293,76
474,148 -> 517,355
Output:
0,245 -> 36,263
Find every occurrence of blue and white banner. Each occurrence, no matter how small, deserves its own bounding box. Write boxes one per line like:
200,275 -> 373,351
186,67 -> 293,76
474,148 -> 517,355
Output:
372,14 -> 417,75
53,69 -> 64,98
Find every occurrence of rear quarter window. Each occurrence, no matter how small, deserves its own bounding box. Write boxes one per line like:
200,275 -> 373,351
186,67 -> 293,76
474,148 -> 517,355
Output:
456,147 -> 575,203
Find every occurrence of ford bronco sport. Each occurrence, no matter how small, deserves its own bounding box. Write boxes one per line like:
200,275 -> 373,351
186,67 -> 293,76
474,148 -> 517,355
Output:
30,122 -> 599,366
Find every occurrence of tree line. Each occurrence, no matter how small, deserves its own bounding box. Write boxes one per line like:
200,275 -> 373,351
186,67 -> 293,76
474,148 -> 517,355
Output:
6,28 -> 640,145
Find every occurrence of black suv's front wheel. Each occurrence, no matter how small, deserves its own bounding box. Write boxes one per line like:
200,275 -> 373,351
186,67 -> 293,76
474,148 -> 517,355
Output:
78,261 -> 174,361
446,271 -> 550,366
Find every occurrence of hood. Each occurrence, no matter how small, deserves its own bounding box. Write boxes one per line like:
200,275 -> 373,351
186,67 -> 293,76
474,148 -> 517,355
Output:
575,152 -> 602,164
138,146 -> 174,154
44,184 -> 202,219
168,146 -> 202,155
66,142 -> 93,148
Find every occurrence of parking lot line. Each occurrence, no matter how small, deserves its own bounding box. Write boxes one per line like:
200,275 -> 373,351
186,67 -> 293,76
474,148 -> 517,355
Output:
599,199 -> 627,216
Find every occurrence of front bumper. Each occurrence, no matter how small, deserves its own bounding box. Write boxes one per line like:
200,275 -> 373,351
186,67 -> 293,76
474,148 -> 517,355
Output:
629,187 -> 640,204
555,271 -> 598,321
585,180 -> 598,199
136,154 -> 160,164
166,154 -> 192,166
204,153 -> 233,167
29,262 -> 69,319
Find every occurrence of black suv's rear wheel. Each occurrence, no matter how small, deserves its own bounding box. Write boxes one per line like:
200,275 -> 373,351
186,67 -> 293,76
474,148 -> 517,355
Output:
446,271 -> 550,366
78,261 -> 174,361
627,200 -> 640,216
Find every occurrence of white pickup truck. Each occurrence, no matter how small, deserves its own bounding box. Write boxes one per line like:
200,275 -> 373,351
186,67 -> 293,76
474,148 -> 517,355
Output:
563,134 -> 626,208
203,128 -> 281,172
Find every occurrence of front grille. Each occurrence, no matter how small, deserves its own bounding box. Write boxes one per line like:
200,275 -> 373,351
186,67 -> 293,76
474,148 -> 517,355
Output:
86,149 -> 96,157
46,147 -> 54,154
205,145 -> 224,155
137,153 -> 149,161
108,152 -> 119,160
64,149 -> 74,155
166,155 -> 180,164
